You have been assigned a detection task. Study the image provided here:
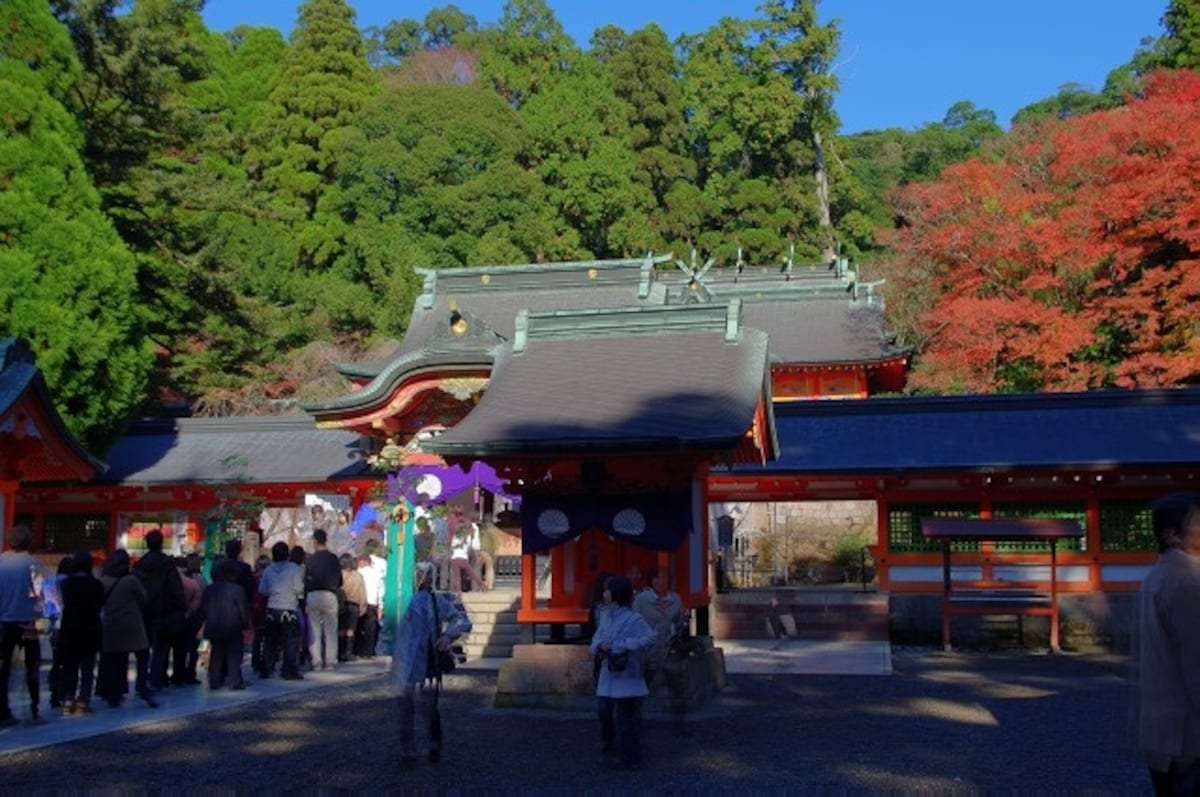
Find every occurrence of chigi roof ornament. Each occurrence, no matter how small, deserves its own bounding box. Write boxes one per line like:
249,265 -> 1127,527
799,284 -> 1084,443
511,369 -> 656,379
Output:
674,248 -> 716,304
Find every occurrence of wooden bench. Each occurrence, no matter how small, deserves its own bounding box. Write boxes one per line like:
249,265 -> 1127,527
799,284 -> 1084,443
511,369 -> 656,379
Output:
921,518 -> 1085,652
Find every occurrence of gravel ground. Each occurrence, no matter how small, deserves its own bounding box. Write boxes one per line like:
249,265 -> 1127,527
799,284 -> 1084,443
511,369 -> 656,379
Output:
0,647 -> 1150,795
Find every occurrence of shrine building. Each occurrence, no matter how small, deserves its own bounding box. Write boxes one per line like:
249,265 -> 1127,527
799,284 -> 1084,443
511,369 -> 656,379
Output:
10,253 -> 1200,648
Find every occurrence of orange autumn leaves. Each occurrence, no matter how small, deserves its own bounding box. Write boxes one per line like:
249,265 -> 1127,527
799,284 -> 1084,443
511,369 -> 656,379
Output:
886,70 -> 1200,393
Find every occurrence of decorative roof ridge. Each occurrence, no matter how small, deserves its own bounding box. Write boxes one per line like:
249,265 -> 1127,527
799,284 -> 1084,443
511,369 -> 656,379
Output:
119,414 -> 327,435
673,284 -> 856,304
665,248 -> 861,305
415,253 -> 673,308
672,261 -> 844,282
512,300 -> 743,354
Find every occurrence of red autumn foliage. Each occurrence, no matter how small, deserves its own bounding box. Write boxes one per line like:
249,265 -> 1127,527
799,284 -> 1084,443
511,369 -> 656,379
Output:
884,70 -> 1200,393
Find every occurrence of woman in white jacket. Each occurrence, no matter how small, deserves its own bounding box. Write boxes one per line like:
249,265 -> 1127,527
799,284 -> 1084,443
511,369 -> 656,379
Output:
589,575 -> 655,770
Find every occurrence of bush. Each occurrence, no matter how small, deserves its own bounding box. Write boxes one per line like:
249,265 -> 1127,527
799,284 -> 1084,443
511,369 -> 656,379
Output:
832,536 -> 871,582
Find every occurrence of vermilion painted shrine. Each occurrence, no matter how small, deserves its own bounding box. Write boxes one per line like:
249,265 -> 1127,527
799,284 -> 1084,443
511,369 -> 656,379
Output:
6,255 -> 1200,645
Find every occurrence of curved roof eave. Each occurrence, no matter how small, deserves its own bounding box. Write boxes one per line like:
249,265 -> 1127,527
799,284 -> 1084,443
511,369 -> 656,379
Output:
1,340 -> 105,479
302,347 -> 498,417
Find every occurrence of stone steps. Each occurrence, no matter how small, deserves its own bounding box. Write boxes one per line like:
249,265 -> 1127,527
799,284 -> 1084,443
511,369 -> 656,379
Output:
457,585 -> 530,659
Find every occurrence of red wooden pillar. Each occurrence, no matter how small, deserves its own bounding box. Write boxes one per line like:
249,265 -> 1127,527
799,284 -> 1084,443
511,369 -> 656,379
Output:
0,479 -> 15,549
1086,493 -> 1101,590
872,495 -> 889,589
521,553 -> 537,617
1049,540 -> 1061,652
940,541 -> 952,651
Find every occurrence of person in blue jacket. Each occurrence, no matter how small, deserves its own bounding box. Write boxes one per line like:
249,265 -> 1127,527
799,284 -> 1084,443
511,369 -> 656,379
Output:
391,562 -> 471,770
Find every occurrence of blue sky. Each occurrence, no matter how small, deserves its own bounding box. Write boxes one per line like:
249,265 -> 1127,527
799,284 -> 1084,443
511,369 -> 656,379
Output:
200,0 -> 1166,134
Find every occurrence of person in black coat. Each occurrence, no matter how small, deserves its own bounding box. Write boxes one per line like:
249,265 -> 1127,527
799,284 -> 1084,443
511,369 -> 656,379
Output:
58,550 -> 104,713
201,558 -> 250,690
225,539 -> 256,606
132,529 -> 186,691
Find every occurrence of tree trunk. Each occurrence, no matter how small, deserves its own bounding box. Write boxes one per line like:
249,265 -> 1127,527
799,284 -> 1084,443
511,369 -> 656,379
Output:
812,126 -> 836,263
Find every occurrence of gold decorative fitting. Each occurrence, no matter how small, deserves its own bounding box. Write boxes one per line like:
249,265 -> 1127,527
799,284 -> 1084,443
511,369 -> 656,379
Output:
440,377 -> 488,401
368,436 -> 404,472
481,274 -> 491,285
451,316 -> 469,336
588,268 -> 598,279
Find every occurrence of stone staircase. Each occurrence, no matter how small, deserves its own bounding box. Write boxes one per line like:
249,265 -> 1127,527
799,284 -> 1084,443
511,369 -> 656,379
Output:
457,585 -> 530,659
711,587 -> 889,642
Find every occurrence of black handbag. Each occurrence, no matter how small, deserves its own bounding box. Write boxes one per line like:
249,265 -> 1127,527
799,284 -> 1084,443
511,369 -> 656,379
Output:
427,592 -> 465,678
603,612 -> 636,672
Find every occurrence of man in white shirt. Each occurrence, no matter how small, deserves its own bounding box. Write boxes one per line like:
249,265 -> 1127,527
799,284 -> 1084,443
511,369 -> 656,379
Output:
355,551 -> 383,658
448,512 -> 486,593
470,521 -> 496,591
633,568 -> 686,686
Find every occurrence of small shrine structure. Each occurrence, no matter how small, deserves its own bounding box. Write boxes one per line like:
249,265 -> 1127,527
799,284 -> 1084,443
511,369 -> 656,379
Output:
0,338 -> 102,547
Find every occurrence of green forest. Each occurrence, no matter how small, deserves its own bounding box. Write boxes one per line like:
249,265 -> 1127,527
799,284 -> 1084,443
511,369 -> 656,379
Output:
1,0 -> 1198,453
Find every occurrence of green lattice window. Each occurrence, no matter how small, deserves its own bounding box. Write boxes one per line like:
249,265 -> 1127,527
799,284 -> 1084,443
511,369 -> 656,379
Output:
888,504 -> 980,553
43,513 -> 109,553
992,502 -> 1087,552
1098,501 -> 1156,552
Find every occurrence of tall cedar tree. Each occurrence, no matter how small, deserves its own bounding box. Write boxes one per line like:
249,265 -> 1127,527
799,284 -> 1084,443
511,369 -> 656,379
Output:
1152,0 -> 1200,69
1,0 -> 151,450
596,24 -> 697,254
679,11 -> 833,264
755,0 -> 841,263
517,59 -> 639,258
886,71 -> 1200,393
257,0 -> 377,273
476,0 -> 575,109
51,0 -> 231,410
332,81 -> 559,323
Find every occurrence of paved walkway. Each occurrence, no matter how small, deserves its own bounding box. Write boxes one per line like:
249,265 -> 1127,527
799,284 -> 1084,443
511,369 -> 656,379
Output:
0,639 -> 890,755
719,638 -> 892,676
0,660 -> 391,756
0,647 -> 1147,794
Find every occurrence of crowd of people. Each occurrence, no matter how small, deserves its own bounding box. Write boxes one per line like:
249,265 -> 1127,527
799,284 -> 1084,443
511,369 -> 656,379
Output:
0,523 -> 390,727
412,504 -> 494,594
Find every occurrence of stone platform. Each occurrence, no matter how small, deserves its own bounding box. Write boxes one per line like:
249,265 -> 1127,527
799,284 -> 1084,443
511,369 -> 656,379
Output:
494,639 -> 726,714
